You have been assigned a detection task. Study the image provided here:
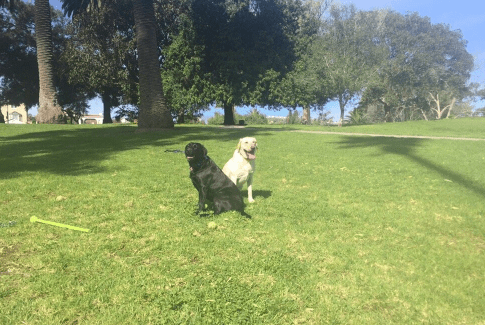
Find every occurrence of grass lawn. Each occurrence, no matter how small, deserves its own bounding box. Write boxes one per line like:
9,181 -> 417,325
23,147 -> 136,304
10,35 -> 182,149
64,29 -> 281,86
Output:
263,117 -> 485,139
1,119 -> 484,324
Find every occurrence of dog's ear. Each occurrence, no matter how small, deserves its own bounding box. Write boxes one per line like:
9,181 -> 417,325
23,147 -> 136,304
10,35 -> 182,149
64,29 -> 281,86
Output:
237,138 -> 242,151
203,145 -> 208,156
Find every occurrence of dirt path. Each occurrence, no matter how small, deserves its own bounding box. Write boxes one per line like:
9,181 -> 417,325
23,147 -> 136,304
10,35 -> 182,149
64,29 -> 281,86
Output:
291,130 -> 485,141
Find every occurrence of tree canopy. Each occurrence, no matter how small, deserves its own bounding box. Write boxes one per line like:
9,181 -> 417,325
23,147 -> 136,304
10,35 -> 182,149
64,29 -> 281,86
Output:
0,1 -> 38,109
359,10 -> 474,121
1,0 -> 480,125
61,0 -> 138,123
185,0 -> 310,124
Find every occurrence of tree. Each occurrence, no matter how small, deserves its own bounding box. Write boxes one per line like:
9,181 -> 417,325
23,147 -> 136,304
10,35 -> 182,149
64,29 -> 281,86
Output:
61,0 -> 174,129
50,7 -> 95,124
427,92 -> 456,119
35,0 -> 63,123
286,109 -> 300,124
474,108 -> 485,117
133,0 -> 173,128
315,4 -> 381,123
268,53 -> 328,114
160,9 -> 213,123
359,10 -> 474,122
314,110 -> 332,125
207,112 -> 225,125
1,0 -> 62,123
260,0 -> 331,118
190,0 -> 304,125
62,1 -> 138,124
346,107 -> 367,125
1,2 -> 75,122
0,0 -> 14,10
0,1 -> 39,113
451,100 -> 474,118
479,87 -> 485,100
242,108 -> 268,124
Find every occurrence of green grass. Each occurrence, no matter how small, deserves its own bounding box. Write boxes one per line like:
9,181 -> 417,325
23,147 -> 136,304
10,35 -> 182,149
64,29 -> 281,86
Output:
260,117 -> 485,139
1,120 -> 484,324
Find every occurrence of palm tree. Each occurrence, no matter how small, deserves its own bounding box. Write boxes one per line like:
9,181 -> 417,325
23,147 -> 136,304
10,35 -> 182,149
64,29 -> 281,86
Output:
61,0 -> 174,129
1,0 -> 63,123
34,0 -> 63,123
132,0 -> 173,129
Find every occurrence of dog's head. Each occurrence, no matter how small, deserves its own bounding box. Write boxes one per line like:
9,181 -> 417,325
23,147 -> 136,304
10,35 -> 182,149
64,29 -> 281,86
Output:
237,137 -> 257,160
185,142 -> 207,163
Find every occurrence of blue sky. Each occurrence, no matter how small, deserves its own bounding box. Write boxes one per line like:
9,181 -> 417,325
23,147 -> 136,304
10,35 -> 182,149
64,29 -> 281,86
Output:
46,0 -> 484,121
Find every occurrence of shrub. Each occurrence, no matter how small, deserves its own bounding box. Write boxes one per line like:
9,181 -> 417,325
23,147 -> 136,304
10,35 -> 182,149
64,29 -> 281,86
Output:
242,109 -> 268,125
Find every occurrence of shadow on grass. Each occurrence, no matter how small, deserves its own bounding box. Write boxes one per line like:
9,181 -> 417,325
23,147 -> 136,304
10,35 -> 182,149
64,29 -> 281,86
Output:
336,135 -> 485,199
242,190 -> 272,200
0,125 -> 272,179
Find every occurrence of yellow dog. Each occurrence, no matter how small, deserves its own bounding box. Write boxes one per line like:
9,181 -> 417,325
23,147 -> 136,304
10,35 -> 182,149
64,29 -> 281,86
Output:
223,137 -> 258,203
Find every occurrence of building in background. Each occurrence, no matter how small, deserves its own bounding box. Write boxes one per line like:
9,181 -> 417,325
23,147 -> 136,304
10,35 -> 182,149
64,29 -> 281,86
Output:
79,113 -> 130,124
1,104 -> 29,124
80,113 -> 104,124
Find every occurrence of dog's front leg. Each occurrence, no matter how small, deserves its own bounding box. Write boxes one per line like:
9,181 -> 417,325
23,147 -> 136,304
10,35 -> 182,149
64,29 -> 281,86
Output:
191,178 -> 205,213
247,174 -> 254,203
198,191 -> 206,212
197,184 -> 208,212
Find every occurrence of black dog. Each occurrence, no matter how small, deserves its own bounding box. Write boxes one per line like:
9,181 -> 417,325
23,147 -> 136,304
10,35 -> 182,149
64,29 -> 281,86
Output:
185,142 -> 249,216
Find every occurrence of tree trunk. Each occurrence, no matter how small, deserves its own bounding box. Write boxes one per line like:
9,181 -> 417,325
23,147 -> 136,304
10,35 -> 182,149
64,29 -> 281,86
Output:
223,102 -> 235,125
420,109 -> 429,121
384,103 -> 392,122
35,0 -> 63,123
444,98 -> 456,119
177,110 -> 185,124
101,93 -> 113,124
338,95 -> 345,124
302,106 -> 311,124
133,0 -> 174,129
0,110 -> 4,123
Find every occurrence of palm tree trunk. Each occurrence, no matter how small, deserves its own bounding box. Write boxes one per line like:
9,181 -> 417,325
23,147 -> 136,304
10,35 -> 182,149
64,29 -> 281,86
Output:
35,0 -> 63,123
133,0 -> 173,129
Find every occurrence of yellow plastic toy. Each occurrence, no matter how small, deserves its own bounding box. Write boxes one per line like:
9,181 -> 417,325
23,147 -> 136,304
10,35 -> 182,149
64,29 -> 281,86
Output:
30,216 -> 89,232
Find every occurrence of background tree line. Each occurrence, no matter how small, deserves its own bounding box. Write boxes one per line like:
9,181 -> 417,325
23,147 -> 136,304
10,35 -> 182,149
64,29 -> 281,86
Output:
1,0 -> 483,126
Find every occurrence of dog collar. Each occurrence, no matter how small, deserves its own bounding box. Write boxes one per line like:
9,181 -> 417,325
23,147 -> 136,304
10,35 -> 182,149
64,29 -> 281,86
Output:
190,155 -> 209,171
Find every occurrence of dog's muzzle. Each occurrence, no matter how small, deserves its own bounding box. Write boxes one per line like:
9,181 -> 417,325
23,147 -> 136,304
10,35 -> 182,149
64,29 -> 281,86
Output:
245,148 -> 256,160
